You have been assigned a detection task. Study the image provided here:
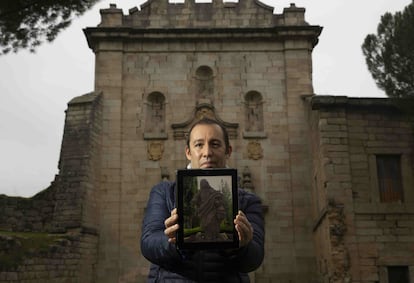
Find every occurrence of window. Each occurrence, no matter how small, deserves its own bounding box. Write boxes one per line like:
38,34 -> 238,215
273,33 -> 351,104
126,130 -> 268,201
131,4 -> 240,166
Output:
376,155 -> 404,203
387,266 -> 410,283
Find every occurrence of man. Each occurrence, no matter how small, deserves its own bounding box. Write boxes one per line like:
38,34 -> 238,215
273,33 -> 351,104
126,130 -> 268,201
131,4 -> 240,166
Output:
141,118 -> 264,282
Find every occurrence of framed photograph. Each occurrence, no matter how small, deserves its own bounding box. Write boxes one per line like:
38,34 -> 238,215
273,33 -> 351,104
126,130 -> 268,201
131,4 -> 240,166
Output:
176,168 -> 239,250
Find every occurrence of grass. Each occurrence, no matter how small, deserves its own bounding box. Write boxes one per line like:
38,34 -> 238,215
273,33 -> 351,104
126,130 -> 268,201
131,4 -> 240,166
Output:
183,223 -> 234,237
0,231 -> 64,271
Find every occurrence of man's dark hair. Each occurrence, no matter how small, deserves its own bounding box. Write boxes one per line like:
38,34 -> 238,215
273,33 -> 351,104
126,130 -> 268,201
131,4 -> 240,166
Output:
186,117 -> 231,154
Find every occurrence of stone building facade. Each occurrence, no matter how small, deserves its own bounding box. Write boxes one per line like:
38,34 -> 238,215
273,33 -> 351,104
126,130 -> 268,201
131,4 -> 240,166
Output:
0,0 -> 413,282
308,96 -> 414,283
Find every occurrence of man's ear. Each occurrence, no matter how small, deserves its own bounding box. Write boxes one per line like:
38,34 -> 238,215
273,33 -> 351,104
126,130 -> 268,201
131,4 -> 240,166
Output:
185,146 -> 192,161
226,145 -> 233,158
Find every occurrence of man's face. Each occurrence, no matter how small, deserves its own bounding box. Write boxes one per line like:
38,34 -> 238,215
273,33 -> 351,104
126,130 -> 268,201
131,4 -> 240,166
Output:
185,123 -> 231,169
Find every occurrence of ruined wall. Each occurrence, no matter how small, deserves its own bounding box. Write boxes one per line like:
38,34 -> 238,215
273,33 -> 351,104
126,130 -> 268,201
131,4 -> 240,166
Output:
0,181 -> 56,232
52,92 -> 102,233
309,96 -> 414,283
0,92 -> 102,283
0,231 -> 98,282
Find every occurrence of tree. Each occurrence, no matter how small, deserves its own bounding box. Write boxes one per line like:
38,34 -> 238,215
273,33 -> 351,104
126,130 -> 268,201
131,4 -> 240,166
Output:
362,1 -> 414,98
0,0 -> 100,55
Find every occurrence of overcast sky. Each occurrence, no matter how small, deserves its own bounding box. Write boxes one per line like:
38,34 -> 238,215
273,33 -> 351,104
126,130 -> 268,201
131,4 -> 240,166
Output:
0,0 -> 411,197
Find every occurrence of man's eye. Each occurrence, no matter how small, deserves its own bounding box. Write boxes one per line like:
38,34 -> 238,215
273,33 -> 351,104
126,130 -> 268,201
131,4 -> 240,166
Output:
212,142 -> 221,148
194,143 -> 203,148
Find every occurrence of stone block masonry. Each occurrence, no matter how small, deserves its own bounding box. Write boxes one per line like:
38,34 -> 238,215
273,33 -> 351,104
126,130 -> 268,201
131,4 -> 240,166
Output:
84,1 -> 322,282
0,230 -> 98,282
0,92 -> 102,282
309,96 -> 414,283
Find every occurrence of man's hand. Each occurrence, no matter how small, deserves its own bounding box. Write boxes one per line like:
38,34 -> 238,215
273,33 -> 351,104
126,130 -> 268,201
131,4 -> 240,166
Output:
234,210 -> 253,247
164,208 -> 179,243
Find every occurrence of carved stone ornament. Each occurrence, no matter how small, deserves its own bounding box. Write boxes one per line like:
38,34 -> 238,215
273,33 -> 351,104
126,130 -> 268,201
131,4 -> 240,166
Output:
247,141 -> 263,160
171,102 -> 238,139
242,166 -> 254,192
195,106 -> 214,120
147,141 -> 164,161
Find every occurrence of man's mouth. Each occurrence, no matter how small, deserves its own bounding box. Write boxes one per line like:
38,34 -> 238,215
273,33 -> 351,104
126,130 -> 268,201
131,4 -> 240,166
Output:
200,161 -> 215,168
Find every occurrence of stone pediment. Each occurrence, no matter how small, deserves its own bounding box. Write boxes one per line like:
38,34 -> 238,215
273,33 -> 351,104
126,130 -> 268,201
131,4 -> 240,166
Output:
127,0 -> 277,28
95,1 -> 309,29
171,101 -> 238,139
86,3 -> 320,51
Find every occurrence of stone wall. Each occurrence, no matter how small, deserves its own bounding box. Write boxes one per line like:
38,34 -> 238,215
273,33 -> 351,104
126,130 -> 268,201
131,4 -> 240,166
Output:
98,0 -> 307,29
85,1 -> 323,281
52,91 -> 102,233
0,92 -> 102,282
0,180 -> 56,233
83,1 -> 323,282
0,230 -> 98,282
309,96 -> 414,283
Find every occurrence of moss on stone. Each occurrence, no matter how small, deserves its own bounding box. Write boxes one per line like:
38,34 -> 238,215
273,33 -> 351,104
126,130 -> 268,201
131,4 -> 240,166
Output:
0,231 -> 63,271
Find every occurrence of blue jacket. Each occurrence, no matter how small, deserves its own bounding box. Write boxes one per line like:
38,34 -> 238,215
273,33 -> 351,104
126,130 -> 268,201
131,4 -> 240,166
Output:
141,181 -> 264,282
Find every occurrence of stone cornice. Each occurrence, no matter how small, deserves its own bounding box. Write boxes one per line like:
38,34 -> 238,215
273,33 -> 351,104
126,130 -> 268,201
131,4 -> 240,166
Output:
309,95 -> 414,112
84,25 -> 322,51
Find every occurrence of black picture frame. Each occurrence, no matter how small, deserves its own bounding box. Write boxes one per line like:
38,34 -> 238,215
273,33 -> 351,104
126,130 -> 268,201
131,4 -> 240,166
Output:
176,168 -> 239,250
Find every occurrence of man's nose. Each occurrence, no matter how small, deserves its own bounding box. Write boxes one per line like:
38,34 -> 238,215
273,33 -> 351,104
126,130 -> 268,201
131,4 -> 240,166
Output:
202,144 -> 212,156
